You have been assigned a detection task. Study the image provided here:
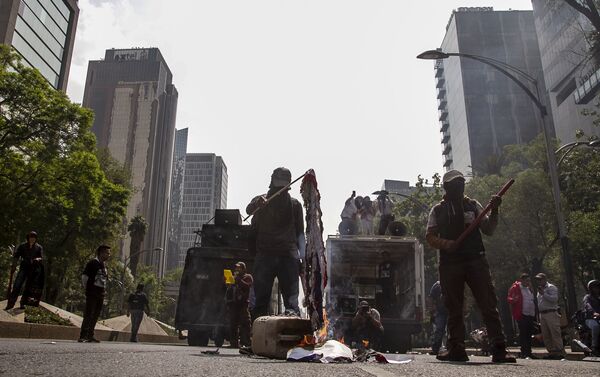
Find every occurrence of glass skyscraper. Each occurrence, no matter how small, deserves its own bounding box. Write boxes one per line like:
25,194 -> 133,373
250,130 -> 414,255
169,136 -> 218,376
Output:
0,0 -> 79,90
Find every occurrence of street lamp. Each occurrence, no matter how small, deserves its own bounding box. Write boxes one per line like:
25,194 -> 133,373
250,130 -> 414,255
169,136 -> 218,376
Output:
417,49 -> 578,316
119,247 -> 164,313
556,140 -> 600,166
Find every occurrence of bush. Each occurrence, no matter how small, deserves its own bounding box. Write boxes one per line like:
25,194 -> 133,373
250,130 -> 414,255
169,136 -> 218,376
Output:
24,306 -> 73,326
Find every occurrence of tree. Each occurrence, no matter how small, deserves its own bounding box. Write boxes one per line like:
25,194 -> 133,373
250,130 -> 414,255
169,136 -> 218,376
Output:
127,216 -> 148,277
563,0 -> 600,36
0,45 -> 130,306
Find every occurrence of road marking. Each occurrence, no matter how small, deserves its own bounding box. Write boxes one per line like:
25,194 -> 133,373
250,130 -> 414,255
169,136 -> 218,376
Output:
355,364 -> 398,377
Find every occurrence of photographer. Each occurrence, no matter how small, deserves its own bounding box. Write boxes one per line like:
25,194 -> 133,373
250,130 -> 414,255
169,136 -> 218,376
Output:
583,280 -> 600,357
351,301 -> 384,350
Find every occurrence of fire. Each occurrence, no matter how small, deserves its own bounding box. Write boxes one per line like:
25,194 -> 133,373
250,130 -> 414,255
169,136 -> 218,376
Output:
339,337 -> 345,344
316,310 -> 329,343
362,340 -> 370,348
298,335 -> 317,347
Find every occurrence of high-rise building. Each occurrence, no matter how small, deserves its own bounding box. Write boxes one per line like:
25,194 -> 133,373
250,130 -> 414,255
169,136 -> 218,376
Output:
531,1 -> 600,143
434,8 -> 548,174
179,153 -> 227,269
166,128 -> 188,272
0,0 -> 79,90
82,48 -> 178,276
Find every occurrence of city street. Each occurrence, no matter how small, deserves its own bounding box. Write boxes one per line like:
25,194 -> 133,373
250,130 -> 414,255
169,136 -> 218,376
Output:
0,339 -> 597,377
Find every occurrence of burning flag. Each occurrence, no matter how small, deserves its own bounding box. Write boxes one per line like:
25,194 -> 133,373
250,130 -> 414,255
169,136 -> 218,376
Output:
300,169 -> 328,331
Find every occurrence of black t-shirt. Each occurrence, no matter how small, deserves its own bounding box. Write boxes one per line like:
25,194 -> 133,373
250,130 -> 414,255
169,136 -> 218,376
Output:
128,292 -> 149,311
14,242 -> 43,271
83,258 -> 107,296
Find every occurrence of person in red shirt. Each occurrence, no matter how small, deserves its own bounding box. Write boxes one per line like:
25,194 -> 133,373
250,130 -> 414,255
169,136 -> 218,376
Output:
507,273 -> 537,358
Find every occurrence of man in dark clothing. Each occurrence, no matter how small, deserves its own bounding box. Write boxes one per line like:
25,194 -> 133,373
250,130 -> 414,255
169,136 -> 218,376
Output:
376,191 -> 394,235
6,231 -> 44,310
79,245 -> 111,343
429,280 -> 448,355
226,262 -> 253,347
377,251 -> 395,314
246,167 -> 305,319
425,170 -> 515,363
127,283 -> 150,342
351,301 -> 384,350
583,280 -> 600,356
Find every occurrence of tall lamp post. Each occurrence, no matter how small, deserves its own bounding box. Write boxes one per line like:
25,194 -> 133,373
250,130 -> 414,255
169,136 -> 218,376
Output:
119,247 -> 164,314
417,50 -> 578,316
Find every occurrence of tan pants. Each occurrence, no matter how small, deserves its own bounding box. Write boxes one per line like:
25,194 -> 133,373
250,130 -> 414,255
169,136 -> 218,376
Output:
540,311 -> 564,355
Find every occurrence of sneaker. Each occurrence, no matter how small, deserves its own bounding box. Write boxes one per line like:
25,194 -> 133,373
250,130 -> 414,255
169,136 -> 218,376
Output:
436,349 -> 469,362
428,350 -> 439,355
239,346 -> 253,355
492,351 -> 517,363
77,338 -> 88,343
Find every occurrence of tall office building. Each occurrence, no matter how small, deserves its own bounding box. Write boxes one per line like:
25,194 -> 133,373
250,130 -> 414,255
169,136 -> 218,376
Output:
166,128 -> 188,272
179,153 -> 227,269
434,8 -> 548,174
531,1 -> 600,143
0,0 -> 79,90
82,48 -> 178,276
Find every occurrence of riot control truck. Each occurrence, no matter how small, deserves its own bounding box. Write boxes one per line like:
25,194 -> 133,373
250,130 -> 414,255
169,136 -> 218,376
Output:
325,235 -> 426,353
175,209 -> 253,347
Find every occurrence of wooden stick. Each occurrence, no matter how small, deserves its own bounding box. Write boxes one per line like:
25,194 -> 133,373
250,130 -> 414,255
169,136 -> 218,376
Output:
243,171 -> 309,222
455,179 -> 515,246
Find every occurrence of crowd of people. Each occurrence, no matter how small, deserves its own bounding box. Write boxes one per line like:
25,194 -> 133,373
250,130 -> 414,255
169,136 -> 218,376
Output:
339,190 -> 394,236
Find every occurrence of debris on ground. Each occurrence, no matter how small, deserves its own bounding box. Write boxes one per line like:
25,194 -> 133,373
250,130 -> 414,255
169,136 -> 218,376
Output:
286,340 -> 413,364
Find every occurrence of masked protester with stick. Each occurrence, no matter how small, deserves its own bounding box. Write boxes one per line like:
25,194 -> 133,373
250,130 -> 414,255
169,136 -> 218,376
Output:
5,231 -> 43,310
246,167 -> 305,319
425,170 -> 516,363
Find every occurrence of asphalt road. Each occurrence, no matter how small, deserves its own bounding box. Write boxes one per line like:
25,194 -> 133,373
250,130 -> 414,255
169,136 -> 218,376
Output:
0,339 -> 598,377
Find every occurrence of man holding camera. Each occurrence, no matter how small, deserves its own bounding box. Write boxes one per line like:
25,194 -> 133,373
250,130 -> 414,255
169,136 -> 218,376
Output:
351,301 -> 383,350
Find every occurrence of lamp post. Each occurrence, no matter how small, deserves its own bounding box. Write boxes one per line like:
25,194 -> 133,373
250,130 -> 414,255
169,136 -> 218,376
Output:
556,140 -> 600,166
417,49 -> 578,316
119,247 -> 164,314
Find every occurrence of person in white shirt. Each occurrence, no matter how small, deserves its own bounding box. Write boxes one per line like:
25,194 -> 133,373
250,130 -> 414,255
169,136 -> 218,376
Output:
535,273 -> 565,359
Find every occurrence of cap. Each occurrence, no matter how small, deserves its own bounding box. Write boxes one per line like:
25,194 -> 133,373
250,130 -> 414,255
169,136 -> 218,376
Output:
270,167 -> 292,188
359,300 -> 370,308
27,231 -> 38,239
442,170 -> 465,183
534,273 -> 547,280
235,262 -> 246,270
588,280 -> 600,290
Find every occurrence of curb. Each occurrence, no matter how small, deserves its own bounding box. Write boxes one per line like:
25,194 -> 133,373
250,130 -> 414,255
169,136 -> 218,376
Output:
0,320 -> 186,344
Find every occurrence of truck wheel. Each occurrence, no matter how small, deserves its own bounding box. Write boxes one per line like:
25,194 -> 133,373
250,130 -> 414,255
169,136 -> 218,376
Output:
188,330 -> 210,347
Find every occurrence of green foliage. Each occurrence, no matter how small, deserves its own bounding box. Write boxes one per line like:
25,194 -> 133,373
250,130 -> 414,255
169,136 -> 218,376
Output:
24,306 -> 73,326
127,216 -> 148,276
0,44 -> 131,309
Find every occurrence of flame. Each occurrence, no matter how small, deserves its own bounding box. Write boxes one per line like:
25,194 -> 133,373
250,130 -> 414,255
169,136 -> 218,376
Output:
316,310 -> 329,343
362,340 -> 370,348
298,335 -> 317,347
339,337 -> 345,344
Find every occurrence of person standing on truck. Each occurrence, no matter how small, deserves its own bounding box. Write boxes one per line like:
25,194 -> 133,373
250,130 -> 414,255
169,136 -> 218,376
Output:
428,280 -> 448,355
425,170 -> 516,363
246,167 -> 305,319
339,191 -> 358,235
376,191 -> 394,235
359,196 -> 376,235
226,262 -> 253,348
127,283 -> 150,343
351,301 -> 384,350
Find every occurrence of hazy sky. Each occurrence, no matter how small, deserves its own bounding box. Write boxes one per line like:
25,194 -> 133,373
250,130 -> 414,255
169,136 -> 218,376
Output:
67,0 -> 532,236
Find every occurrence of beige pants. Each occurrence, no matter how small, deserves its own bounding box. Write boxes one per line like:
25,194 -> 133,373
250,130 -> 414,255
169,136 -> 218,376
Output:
540,311 -> 564,355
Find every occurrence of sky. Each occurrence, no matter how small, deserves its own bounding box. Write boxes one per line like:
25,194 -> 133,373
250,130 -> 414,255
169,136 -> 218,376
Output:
66,0 -> 533,236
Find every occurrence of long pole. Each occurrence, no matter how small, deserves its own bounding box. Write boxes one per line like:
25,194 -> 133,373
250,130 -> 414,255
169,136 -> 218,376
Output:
243,171 -> 308,222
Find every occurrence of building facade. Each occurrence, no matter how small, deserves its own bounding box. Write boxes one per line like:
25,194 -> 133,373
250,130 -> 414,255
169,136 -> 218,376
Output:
531,0 -> 600,143
82,48 -> 178,276
178,153 -> 227,269
166,128 -> 188,272
0,0 -> 79,90
434,8 -> 547,175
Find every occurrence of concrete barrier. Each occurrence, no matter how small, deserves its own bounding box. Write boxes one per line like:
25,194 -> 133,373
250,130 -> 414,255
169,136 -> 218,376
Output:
0,320 -> 185,344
